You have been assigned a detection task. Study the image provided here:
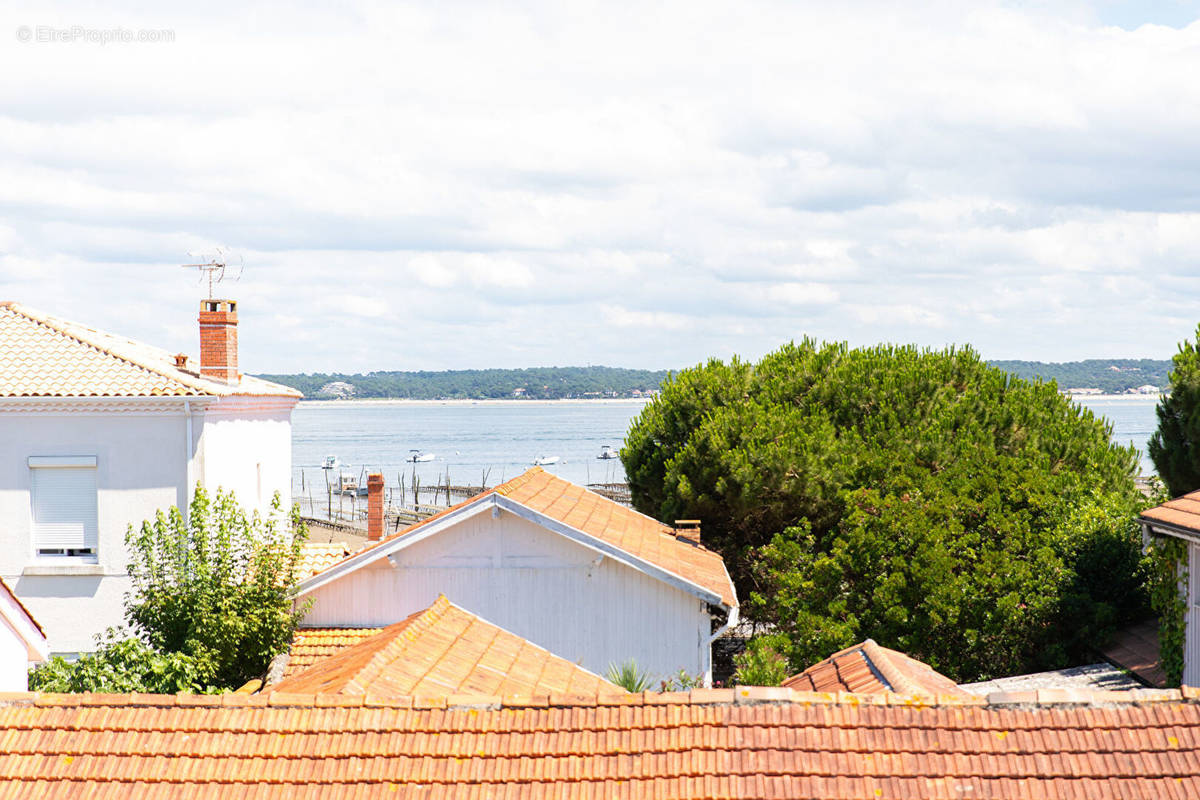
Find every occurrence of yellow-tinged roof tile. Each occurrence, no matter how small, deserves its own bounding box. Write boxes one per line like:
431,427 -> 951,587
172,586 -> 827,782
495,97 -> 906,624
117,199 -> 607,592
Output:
0,301 -> 300,399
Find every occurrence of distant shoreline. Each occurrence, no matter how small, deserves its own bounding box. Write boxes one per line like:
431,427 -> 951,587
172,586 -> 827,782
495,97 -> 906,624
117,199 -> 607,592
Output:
297,397 -> 653,408
1067,393 -> 1159,401
295,394 -> 1153,407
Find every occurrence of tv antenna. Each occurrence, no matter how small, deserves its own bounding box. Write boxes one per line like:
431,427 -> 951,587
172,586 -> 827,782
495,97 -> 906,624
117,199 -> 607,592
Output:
181,247 -> 243,298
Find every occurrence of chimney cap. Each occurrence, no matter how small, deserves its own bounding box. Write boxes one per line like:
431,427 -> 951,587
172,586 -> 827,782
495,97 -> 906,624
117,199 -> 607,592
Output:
199,298 -> 238,314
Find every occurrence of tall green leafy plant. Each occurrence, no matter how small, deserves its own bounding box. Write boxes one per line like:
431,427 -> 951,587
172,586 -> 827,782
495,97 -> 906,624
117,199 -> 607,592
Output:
124,486 -> 310,689
1149,324 -> 1200,497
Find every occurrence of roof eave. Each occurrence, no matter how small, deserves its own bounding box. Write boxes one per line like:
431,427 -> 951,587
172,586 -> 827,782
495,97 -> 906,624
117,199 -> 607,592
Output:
1140,516 -> 1200,544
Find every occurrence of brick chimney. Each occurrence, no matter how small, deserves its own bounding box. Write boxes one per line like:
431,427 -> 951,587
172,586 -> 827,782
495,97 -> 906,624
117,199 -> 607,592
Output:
367,473 -> 385,541
198,298 -> 238,382
674,519 -> 701,546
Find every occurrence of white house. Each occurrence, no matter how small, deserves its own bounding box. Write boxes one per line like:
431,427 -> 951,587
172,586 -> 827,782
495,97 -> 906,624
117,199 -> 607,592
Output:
1140,492 -> 1200,686
0,577 -> 48,690
297,467 -> 738,684
0,300 -> 301,654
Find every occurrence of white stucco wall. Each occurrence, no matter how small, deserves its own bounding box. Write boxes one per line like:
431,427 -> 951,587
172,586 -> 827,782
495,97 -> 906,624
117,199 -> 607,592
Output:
0,395 -> 295,654
303,509 -> 713,680
196,397 -> 294,518
0,617 -> 31,691
0,407 -> 187,653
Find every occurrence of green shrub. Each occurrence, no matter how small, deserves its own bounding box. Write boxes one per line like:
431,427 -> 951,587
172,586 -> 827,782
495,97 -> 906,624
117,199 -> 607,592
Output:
604,659 -> 653,692
124,486 -> 311,689
29,629 -> 204,694
732,636 -> 790,686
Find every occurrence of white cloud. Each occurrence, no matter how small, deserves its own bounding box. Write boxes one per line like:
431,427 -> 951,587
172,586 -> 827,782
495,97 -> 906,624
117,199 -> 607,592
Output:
0,0 -> 1199,370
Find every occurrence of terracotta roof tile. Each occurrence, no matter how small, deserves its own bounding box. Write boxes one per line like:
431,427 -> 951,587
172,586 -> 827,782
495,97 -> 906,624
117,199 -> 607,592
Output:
309,468 -> 737,608
295,542 -> 358,579
274,595 -> 624,698
0,690 -> 1195,796
1142,491 -> 1200,536
284,628 -> 381,677
783,640 -> 969,697
0,301 -> 301,399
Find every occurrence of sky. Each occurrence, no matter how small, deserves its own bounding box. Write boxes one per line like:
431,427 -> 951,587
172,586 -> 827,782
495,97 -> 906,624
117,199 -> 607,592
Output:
2,1 -> 1200,374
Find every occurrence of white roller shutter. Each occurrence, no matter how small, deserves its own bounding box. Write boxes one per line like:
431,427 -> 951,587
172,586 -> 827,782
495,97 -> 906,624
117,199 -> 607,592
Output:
29,457 -> 98,553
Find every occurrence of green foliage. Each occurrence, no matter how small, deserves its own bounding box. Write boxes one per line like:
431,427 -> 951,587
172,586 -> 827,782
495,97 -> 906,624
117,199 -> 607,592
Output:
732,636 -> 790,687
124,486 -> 311,689
1146,530 -> 1187,687
1149,325 -> 1200,497
605,659 -> 653,692
256,366 -> 670,400
658,669 -> 704,692
992,359 -> 1168,394
29,629 -> 204,694
624,340 -> 1149,681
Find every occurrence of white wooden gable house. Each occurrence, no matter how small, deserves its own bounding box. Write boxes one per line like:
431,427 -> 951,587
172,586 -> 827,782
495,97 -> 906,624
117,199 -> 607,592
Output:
297,468 -> 739,684
0,300 -> 301,653
1140,492 -> 1200,686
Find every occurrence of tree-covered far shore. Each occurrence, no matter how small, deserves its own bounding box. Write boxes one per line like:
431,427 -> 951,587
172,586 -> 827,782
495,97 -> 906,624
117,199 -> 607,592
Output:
255,360 -> 1168,400
254,366 -> 670,400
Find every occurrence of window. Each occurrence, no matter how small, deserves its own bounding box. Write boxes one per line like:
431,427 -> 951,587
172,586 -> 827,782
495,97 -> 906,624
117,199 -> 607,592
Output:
28,456 -> 98,559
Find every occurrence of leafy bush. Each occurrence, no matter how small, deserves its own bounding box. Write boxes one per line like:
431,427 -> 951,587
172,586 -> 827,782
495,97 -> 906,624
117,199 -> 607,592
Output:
605,659 -> 653,692
29,630 -> 204,694
624,340 -> 1149,681
732,636 -> 790,687
124,486 -> 311,689
38,487 -> 311,694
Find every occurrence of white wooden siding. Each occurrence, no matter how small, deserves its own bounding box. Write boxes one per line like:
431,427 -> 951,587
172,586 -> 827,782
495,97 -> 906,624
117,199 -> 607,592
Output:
1187,542 -> 1200,688
304,509 -> 711,680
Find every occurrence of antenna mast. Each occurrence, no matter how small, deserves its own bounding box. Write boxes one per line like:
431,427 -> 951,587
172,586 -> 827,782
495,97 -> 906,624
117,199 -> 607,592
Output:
181,247 -> 243,297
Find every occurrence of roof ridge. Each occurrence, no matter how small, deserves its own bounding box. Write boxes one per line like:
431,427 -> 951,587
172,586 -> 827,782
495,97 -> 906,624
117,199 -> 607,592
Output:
861,639 -> 923,695
492,467 -> 544,496
3,302 -> 206,396
8,685 -> 1197,710
351,597 -> 453,687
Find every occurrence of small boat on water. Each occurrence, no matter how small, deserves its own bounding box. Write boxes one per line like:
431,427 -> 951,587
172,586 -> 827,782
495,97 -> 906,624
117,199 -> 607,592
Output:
335,472 -> 366,496
322,455 -> 341,470
597,445 -> 619,460
407,450 -> 435,463
533,455 -> 561,466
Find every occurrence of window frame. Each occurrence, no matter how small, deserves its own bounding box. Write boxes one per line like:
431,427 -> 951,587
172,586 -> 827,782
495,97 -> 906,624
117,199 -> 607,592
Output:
27,455 -> 100,563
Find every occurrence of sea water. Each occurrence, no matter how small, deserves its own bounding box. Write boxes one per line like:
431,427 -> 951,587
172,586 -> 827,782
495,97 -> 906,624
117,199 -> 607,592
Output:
290,395 -> 1162,499
291,400 -> 644,496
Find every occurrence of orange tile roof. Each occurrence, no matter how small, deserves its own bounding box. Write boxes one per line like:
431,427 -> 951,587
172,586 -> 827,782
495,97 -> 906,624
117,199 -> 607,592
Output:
274,595 -> 624,697
295,541 -> 358,578
1141,490 -> 1200,534
283,627 -> 381,677
0,301 -> 301,398
783,639 -> 968,696
0,687 -> 1197,797
309,467 -> 737,607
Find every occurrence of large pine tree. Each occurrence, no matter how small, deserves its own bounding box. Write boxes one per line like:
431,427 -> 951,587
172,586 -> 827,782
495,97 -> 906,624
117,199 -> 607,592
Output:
1149,325 -> 1200,497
